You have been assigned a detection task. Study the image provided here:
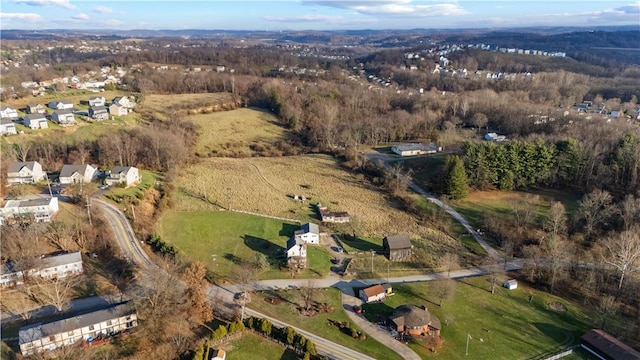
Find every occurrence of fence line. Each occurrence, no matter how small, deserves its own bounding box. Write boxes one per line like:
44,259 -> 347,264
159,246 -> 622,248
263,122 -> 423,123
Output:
228,209 -> 301,224
543,349 -> 573,360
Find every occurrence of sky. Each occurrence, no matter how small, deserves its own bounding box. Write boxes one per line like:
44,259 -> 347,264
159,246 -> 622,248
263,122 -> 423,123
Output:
0,0 -> 639,31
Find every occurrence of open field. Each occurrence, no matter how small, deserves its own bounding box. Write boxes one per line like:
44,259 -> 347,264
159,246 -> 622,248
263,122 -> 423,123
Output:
187,108 -> 289,156
360,276 -> 593,360
249,288 -> 404,360
137,92 -> 236,120
450,189 -> 581,231
158,211 -> 332,280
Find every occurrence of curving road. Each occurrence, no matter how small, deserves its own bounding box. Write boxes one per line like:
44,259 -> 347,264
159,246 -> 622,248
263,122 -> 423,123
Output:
365,150 -> 503,261
95,198 -> 373,360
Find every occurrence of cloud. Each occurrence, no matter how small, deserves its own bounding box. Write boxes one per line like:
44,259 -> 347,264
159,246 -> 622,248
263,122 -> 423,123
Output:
10,0 -> 74,9
92,5 -> 113,14
579,2 -> 640,21
0,12 -> 43,22
71,13 -> 89,20
263,14 -> 344,23
303,0 -> 469,17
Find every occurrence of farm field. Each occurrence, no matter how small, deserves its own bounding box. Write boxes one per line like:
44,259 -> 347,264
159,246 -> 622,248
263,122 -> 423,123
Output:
158,210 -> 332,280
359,276 -> 592,360
249,288 -> 404,360
187,107 -> 289,156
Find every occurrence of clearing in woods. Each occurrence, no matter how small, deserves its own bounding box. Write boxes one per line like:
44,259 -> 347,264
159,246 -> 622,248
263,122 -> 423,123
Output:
137,92 -> 236,120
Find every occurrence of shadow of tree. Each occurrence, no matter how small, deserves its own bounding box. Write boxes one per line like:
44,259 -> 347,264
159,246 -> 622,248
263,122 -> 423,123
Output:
243,235 -> 285,261
279,223 -> 299,237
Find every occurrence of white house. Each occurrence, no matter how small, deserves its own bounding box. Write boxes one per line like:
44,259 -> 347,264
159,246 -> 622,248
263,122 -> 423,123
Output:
0,197 -> 59,225
47,100 -> 73,110
1,263 -> 24,287
88,106 -> 109,120
105,166 -> 140,187
504,279 -> 518,290
391,143 -> 441,157
286,237 -> 307,269
359,284 -> 387,304
22,114 -> 48,129
1,251 -> 83,287
0,106 -> 19,120
59,164 -> 97,184
52,110 -> 76,126
108,103 -> 128,116
26,104 -> 46,114
19,302 -> 138,356
0,118 -> 17,135
88,96 -> 106,107
293,222 -> 320,245
7,161 -> 46,184
112,96 -> 133,108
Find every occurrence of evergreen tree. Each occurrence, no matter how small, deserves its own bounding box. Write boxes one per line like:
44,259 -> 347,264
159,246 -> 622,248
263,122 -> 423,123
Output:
444,155 -> 469,199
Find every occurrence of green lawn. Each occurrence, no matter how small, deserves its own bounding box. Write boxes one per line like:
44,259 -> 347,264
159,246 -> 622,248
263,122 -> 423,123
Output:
158,211 -> 331,280
222,332 -> 299,360
249,288 -> 403,360
360,277 -> 592,360
103,170 -> 162,202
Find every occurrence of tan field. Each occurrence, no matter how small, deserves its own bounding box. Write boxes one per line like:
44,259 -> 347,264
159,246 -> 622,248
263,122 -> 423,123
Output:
187,107 -> 288,155
137,92 -> 237,120
174,154 -> 462,254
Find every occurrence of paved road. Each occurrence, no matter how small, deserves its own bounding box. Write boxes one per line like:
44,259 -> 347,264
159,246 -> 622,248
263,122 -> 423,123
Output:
94,200 -> 373,360
365,150 -> 503,261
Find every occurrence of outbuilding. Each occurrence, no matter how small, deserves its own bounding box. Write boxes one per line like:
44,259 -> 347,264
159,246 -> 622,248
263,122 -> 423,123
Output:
503,279 -> 518,290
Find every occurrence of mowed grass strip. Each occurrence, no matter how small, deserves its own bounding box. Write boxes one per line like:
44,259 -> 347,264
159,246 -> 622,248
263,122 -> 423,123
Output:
222,332 -> 299,360
249,288 -> 404,360
360,277 -> 591,360
188,107 -> 288,155
158,210 -> 330,280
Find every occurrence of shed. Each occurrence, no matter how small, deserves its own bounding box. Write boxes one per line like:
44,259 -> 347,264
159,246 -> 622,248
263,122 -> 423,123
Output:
383,234 -> 412,261
503,279 -> 518,290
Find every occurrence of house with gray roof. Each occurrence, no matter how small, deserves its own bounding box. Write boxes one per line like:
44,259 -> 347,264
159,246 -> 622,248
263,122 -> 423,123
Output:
88,105 -> 109,120
0,118 -> 17,135
19,302 -> 137,356
88,96 -> 106,107
47,100 -> 73,110
59,164 -> 97,184
108,103 -> 128,116
105,166 -> 140,187
293,222 -> 320,245
0,197 -> 59,225
1,251 -> 83,287
22,113 -> 48,129
7,161 -> 46,184
26,103 -> 46,114
0,106 -> 19,120
286,237 -> 307,269
52,110 -> 75,126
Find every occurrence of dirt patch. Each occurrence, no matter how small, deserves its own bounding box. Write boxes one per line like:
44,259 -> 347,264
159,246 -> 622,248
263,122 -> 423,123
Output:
547,301 -> 567,312
264,296 -> 283,305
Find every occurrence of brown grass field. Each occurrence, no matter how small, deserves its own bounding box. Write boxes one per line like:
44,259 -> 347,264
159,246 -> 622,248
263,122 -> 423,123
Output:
173,154 -> 463,259
137,92 -> 236,120
187,108 -> 288,155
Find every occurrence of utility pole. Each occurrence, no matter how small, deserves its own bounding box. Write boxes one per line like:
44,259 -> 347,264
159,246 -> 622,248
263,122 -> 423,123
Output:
85,195 -> 92,226
387,261 -> 390,283
370,250 -> 375,273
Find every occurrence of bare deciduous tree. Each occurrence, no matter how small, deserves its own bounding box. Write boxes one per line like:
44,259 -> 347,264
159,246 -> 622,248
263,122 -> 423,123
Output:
544,201 -> 567,236
300,280 -> 318,312
618,194 -> 640,231
431,278 -> 456,306
578,189 -> 614,238
439,253 -> 460,278
31,276 -> 81,312
603,228 -> 640,291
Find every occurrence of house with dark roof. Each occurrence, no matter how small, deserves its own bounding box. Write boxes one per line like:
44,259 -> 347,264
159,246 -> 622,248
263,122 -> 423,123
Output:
112,96 -> 133,108
52,110 -> 76,126
286,237 -> 307,269
59,164 -> 97,184
22,113 -> 48,129
47,100 -> 73,110
581,329 -> 640,360
294,222 -> 320,245
388,305 -> 441,337
2,251 -> 83,287
7,161 -> 46,184
19,302 -> 137,356
383,234 -> 413,261
315,203 -> 350,223
89,105 -> 109,120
